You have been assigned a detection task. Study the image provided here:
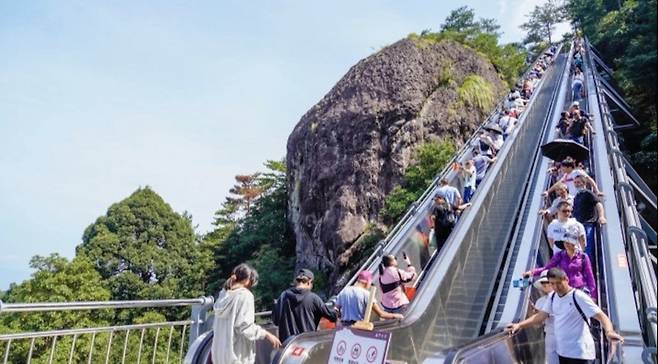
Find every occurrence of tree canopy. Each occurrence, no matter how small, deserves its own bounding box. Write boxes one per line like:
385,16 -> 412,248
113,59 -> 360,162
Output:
204,160 -> 296,310
382,140 -> 456,224
565,0 -> 656,190
76,187 -> 211,301
521,0 -> 567,47
411,6 -> 528,88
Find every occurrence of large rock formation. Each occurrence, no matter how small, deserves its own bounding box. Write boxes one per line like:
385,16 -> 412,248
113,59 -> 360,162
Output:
286,37 -> 507,281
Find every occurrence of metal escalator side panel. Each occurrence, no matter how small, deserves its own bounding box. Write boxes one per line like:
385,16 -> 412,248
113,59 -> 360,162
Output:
440,326 -> 546,364
184,331 -> 212,364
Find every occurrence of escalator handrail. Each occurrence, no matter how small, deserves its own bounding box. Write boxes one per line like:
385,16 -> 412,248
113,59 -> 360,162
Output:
584,37 -> 657,351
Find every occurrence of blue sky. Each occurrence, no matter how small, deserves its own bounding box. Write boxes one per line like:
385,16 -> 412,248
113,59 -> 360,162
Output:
0,0 -> 568,290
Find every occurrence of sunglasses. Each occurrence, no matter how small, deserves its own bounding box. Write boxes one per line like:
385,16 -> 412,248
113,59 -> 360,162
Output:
540,281 -> 550,285
560,209 -> 572,213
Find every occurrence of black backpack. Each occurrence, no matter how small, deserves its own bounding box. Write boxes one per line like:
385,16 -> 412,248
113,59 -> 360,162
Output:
437,204 -> 456,228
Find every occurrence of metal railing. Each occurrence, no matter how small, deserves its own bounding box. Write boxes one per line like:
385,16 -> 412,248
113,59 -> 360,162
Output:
0,297 -> 213,364
585,38 -> 658,354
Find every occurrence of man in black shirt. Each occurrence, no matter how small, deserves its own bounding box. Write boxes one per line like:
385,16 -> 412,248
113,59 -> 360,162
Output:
573,175 -> 607,261
272,269 -> 337,343
431,194 -> 470,253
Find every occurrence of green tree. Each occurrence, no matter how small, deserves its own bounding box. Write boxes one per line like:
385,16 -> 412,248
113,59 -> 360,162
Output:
382,140 -> 456,223
565,0 -> 657,191
521,0 -> 567,45
0,254 -> 112,363
205,160 -> 296,311
76,187 -> 211,302
412,7 -> 528,88
440,6 -> 500,38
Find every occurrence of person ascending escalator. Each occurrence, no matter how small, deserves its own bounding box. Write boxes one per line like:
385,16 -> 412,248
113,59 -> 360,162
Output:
378,254 -> 416,314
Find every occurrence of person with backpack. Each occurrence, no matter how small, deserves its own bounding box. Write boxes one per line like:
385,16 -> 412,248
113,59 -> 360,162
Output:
431,193 -> 470,253
272,268 -> 337,343
378,254 -> 416,314
523,225 -> 596,299
508,268 -> 623,364
212,264 -> 281,364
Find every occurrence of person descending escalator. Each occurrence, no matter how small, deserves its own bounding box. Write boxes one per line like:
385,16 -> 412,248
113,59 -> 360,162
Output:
539,182 -> 574,221
524,225 -> 597,300
572,175 -> 607,262
211,264 -> 281,364
508,268 -> 623,364
545,201 -> 586,255
544,159 -> 601,198
272,269 -> 337,343
555,111 -> 571,139
378,254 -> 416,314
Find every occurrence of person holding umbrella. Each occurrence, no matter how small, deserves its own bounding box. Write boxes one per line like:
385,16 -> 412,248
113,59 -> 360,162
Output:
544,160 -> 602,197
540,139 -> 589,163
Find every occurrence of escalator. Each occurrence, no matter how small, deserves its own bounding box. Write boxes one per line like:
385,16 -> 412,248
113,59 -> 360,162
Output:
266,48 -> 568,364
442,39 -> 654,364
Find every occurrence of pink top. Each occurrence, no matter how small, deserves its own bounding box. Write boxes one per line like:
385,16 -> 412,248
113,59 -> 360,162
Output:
379,265 -> 416,309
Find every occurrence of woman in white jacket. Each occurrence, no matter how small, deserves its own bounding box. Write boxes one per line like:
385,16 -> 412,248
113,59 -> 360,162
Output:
212,264 -> 281,364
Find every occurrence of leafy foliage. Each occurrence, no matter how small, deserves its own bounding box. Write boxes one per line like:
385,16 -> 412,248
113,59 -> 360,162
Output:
520,0 -> 567,46
440,6 -> 500,38
458,75 -> 495,110
76,187 -> 211,302
205,160 -> 296,311
0,254 -> 113,363
381,140 -> 456,223
409,6 -> 528,88
566,0 -> 657,191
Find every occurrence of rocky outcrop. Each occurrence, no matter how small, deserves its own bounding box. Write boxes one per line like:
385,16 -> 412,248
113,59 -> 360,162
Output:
286,37 -> 507,280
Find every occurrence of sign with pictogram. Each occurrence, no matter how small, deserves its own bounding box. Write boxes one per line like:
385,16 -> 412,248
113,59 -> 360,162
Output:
327,327 -> 391,364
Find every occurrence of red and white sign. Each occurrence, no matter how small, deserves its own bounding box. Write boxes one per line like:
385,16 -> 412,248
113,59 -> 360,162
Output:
291,346 -> 305,356
328,328 -> 391,364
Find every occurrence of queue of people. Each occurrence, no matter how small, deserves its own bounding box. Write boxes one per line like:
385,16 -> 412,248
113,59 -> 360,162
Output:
509,38 -> 624,364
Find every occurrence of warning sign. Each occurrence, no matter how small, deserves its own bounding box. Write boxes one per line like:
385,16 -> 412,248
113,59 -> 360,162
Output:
328,328 -> 391,364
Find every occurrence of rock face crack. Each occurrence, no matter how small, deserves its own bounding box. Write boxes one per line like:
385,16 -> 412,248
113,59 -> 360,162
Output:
286,38 -> 506,282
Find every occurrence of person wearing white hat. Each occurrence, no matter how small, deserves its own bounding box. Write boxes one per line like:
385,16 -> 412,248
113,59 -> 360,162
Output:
533,270 -> 558,364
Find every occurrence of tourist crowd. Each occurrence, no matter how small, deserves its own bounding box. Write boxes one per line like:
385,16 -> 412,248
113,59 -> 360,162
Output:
209,40 -> 623,364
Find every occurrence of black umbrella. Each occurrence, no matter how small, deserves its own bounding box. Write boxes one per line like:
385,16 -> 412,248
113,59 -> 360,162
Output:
483,124 -> 504,135
540,138 -> 590,161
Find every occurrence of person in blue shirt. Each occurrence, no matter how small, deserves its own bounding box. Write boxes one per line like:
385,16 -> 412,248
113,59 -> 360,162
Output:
436,178 -> 462,209
335,271 -> 403,326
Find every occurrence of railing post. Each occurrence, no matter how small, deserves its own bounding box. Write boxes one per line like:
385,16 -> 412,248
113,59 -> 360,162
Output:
188,296 -> 214,347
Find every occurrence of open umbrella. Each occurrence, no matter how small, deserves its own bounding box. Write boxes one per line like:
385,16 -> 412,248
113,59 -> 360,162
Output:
483,124 -> 504,135
540,138 -> 590,161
